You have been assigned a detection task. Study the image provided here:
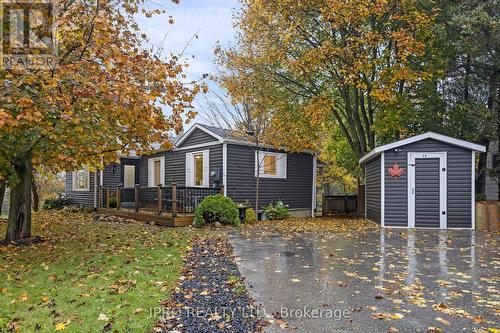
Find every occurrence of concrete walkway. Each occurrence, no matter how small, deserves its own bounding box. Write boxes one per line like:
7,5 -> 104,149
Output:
229,227 -> 499,332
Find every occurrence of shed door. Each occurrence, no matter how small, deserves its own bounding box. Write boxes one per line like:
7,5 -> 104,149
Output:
408,152 -> 447,229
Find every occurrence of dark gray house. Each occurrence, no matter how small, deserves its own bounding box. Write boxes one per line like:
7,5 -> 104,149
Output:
66,123 -> 316,218
360,132 -> 485,229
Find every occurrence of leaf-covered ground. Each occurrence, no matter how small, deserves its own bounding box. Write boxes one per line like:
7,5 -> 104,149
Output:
241,216 -> 377,234
0,211 -> 193,332
230,221 -> 500,332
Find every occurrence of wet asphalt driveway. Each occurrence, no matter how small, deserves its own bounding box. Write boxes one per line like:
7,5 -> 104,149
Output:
229,226 -> 499,332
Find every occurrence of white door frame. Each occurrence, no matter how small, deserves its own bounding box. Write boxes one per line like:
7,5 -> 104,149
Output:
407,152 -> 447,229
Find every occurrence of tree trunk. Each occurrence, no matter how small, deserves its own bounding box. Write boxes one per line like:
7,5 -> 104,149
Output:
6,152 -> 33,241
0,180 -> 6,215
32,178 -> 39,212
255,138 -> 260,220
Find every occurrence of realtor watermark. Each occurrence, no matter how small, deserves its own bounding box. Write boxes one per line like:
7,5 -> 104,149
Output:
0,0 -> 57,69
149,305 -> 351,321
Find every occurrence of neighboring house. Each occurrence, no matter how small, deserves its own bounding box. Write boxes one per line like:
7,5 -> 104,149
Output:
360,132 -> 485,229
485,140 -> 499,200
65,123 -> 317,218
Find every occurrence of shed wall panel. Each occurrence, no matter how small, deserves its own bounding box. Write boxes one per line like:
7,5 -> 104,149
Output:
365,155 -> 381,223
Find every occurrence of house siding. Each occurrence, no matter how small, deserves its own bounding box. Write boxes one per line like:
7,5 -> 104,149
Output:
485,140 -> 498,200
139,145 -> 224,188
177,128 -> 219,148
65,171 -> 96,206
101,163 -> 121,187
365,155 -> 381,224
226,144 -> 313,210
384,139 -> 472,228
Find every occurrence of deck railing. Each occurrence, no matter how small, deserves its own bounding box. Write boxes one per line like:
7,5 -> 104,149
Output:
98,184 -> 223,216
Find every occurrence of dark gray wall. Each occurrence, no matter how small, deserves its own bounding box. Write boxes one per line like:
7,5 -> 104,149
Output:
139,145 -> 223,188
365,155 -> 381,223
226,144 -> 313,210
384,138 -> 473,228
101,163 -> 120,187
65,171 -> 96,206
177,128 -> 219,148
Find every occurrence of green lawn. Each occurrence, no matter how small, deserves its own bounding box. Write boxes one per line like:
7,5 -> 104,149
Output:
0,211 -> 193,332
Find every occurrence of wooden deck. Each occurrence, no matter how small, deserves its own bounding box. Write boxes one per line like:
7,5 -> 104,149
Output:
97,208 -> 194,227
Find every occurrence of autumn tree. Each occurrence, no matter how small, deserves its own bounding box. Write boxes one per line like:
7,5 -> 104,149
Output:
0,0 -> 202,241
216,0 -> 438,161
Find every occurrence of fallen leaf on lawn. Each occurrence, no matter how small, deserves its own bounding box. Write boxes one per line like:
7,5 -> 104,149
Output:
487,329 -> 500,333
41,263 -> 49,271
134,308 -> 143,314
98,313 -> 108,321
55,323 -> 66,331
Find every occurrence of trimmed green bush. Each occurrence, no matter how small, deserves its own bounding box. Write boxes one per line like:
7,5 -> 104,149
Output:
194,194 -> 240,227
244,207 -> 257,223
263,201 -> 290,220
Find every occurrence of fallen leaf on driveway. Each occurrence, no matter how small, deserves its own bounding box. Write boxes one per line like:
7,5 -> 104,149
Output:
372,312 -> 404,320
291,278 -> 300,283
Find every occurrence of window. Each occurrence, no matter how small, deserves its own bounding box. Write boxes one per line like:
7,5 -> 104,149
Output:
256,151 -> 287,179
123,165 -> 136,188
194,153 -> 204,186
186,150 -> 209,187
72,169 -> 90,191
148,157 -> 165,187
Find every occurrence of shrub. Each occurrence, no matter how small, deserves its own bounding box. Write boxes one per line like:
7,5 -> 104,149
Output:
109,196 -> 117,208
42,195 -> 72,210
194,194 -> 240,227
475,193 -> 487,202
263,201 -> 290,220
244,208 -> 257,223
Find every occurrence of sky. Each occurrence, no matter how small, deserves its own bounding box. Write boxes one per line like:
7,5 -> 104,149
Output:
136,0 -> 240,128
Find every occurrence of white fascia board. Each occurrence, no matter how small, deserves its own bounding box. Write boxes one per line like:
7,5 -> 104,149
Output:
359,132 -> 486,164
175,123 -> 224,147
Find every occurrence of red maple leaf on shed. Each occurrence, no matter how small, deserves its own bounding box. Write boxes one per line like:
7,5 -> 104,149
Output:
387,163 -> 406,178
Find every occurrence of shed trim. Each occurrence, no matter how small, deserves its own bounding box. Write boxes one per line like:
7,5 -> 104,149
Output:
381,152 -> 385,227
312,154 -> 317,218
471,151 -> 476,230
223,143 -> 228,196
359,132 -> 486,164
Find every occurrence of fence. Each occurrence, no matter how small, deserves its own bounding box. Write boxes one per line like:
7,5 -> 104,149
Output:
322,195 -> 357,215
98,184 -> 222,216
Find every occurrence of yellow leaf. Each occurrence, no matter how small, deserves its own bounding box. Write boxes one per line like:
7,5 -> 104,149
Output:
55,323 -> 66,331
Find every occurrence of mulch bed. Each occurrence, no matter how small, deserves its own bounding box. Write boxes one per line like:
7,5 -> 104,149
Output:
155,235 -> 265,333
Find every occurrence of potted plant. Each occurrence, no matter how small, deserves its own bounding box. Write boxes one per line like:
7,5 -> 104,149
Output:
237,200 -> 251,223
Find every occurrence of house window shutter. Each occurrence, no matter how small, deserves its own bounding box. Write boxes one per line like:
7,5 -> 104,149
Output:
160,157 -> 165,186
185,153 -> 193,187
203,150 -> 210,187
278,154 -> 287,178
148,159 -> 154,187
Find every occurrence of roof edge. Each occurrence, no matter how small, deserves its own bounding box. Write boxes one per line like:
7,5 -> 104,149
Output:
359,132 -> 486,164
174,123 -> 224,147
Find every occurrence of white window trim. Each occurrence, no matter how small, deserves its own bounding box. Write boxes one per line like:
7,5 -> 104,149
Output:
148,156 -> 165,187
255,151 -> 287,179
186,150 -> 210,188
72,169 -> 91,192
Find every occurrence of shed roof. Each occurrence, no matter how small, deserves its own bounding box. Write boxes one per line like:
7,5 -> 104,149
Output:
359,132 -> 486,164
